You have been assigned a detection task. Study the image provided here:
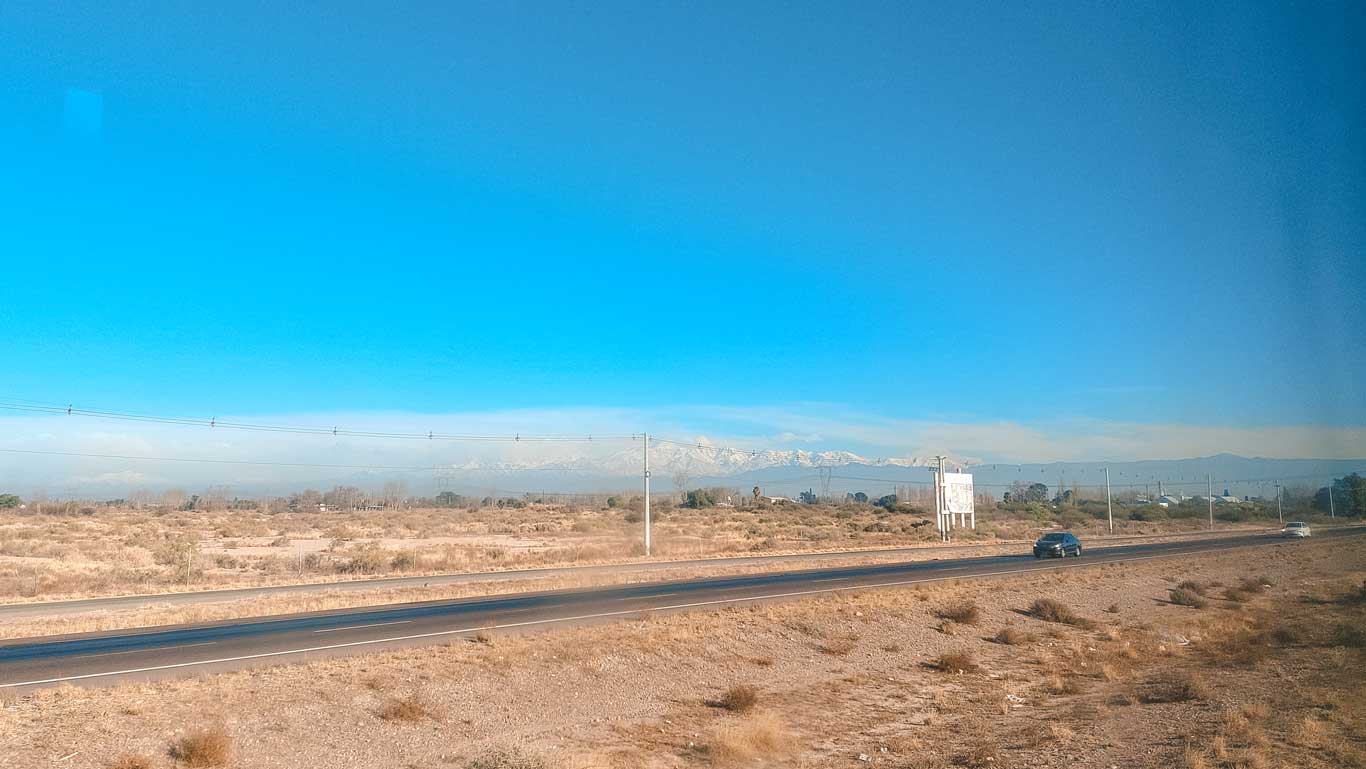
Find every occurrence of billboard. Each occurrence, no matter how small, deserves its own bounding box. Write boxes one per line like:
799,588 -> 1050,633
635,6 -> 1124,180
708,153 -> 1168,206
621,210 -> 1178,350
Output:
943,472 -> 975,515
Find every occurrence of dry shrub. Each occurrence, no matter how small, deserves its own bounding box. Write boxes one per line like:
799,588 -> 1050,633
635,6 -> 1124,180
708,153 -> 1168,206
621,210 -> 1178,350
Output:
466,748 -> 548,769
107,755 -> 155,769
1169,588 -> 1208,608
1027,598 -> 1094,628
953,742 -> 1000,768
1329,622 -> 1366,649
1141,671 -> 1209,703
818,636 -> 857,656
1212,628 -> 1272,667
1105,603 -> 1121,614
1044,674 -> 1088,695
377,694 -> 434,722
930,650 -> 980,674
705,711 -> 790,764
169,725 -> 232,768
717,684 -> 760,713
934,600 -> 981,625
1183,744 -> 1212,769
1176,580 -> 1209,596
992,627 -> 1030,645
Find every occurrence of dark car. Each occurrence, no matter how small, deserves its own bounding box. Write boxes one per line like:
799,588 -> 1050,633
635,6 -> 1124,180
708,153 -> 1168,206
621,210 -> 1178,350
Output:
1033,532 -> 1081,558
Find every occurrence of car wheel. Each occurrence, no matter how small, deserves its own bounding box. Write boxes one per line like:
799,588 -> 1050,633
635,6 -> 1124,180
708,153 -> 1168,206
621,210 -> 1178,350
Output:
1074,546 -> 1082,557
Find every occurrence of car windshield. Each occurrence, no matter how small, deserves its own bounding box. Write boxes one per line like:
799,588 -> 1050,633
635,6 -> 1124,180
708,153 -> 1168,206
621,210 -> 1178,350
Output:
1286,523 -> 1306,528
1040,533 -> 1067,541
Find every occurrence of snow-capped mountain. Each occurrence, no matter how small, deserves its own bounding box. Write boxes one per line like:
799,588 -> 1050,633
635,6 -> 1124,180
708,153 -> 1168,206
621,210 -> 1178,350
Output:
438,443 -> 973,478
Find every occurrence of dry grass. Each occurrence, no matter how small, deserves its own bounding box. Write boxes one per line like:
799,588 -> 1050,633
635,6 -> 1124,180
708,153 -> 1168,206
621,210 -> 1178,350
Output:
376,693 -> 435,722
1027,597 -> 1094,628
930,650 -> 980,674
1169,587 -> 1209,608
1044,674 -> 1088,695
169,725 -> 232,767
991,626 -> 1031,645
715,684 -> 760,713
1329,622 -> 1366,648
1141,671 -> 1209,703
1176,580 -> 1209,596
934,600 -> 981,625
817,636 -> 858,656
465,748 -> 549,769
106,755 -> 156,769
704,711 -> 791,764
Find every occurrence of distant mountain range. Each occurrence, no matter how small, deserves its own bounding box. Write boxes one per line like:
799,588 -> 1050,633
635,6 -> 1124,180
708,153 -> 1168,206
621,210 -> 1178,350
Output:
422,452 -> 1365,500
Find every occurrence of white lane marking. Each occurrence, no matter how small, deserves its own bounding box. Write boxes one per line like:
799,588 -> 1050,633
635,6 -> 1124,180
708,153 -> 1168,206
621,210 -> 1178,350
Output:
0,540 -> 1302,689
811,577 -> 849,582
313,620 -> 412,634
940,566 -> 970,571
70,641 -> 216,660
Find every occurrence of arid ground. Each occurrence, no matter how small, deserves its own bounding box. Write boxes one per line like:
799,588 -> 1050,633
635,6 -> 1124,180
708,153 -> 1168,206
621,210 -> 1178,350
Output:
0,500 -> 1274,606
2,535 -> 1361,769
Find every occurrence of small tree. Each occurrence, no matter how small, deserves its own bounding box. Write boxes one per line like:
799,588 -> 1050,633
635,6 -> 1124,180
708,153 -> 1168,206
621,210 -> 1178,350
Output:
0,493 -> 20,509
684,489 -> 716,509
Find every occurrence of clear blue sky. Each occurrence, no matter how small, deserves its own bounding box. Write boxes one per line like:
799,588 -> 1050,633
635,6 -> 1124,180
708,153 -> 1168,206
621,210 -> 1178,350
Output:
1,1 -> 1362,438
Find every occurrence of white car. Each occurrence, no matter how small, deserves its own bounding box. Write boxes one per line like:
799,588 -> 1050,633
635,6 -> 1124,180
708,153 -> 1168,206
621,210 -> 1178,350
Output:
1281,521 -> 1311,538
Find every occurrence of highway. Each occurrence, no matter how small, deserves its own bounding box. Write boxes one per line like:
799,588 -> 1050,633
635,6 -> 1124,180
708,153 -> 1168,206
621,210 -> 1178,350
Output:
2,527 -> 1358,692
0,528 -> 1271,621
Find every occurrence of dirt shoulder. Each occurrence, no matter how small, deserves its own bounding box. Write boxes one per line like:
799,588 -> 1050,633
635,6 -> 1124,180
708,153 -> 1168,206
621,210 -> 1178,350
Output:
2,537 -> 1361,769
0,528 -> 1291,640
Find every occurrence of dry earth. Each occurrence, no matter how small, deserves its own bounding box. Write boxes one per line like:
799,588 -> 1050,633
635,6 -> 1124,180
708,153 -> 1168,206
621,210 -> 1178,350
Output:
2,536 -> 1362,768
0,500 -> 1268,603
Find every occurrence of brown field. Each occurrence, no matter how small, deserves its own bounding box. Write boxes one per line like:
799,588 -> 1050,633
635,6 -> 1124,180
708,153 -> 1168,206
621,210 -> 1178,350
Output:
2,535 -> 1360,768
0,499 -> 1268,605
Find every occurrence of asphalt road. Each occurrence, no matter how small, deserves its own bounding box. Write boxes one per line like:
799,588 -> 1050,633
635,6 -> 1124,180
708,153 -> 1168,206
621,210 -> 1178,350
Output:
2,528 -> 1358,692
0,528 -> 1268,621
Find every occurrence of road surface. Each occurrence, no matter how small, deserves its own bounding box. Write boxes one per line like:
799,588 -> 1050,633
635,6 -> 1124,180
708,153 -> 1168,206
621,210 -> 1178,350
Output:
2,527 -> 1357,692
0,528 -> 1271,620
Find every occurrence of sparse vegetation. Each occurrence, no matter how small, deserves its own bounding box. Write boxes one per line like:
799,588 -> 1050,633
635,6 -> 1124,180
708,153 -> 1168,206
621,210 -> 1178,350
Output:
991,626 -> 1030,645
1141,671 -> 1209,703
169,725 -> 232,767
465,748 -> 548,769
934,600 -> 981,625
930,650 -> 980,673
377,694 -> 435,722
704,712 -> 791,764
1026,597 -> 1094,627
1169,587 -> 1208,608
716,684 -> 760,713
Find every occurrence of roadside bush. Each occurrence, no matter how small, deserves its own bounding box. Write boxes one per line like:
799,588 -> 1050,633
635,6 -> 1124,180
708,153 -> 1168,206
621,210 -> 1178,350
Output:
934,600 -> 981,625
1027,598 -> 1094,628
992,627 -> 1030,645
1141,671 -> 1209,703
1168,588 -> 1208,608
717,684 -> 760,713
169,725 -> 232,767
930,650 -> 980,673
377,694 -> 434,722
466,748 -> 548,769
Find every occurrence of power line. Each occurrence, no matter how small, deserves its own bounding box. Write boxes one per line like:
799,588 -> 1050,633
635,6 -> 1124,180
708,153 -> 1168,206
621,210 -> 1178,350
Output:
0,398 -> 633,443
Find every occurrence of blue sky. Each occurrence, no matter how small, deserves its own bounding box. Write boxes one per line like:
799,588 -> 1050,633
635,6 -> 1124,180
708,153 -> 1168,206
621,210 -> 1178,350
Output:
1,1 -> 1363,467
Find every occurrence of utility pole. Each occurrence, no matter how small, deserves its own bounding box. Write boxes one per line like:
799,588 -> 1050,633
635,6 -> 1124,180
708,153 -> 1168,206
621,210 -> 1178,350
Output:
1207,473 -> 1214,531
1104,467 -> 1113,534
1275,483 -> 1283,525
1328,484 -> 1335,518
643,433 -> 651,557
935,455 -> 949,542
